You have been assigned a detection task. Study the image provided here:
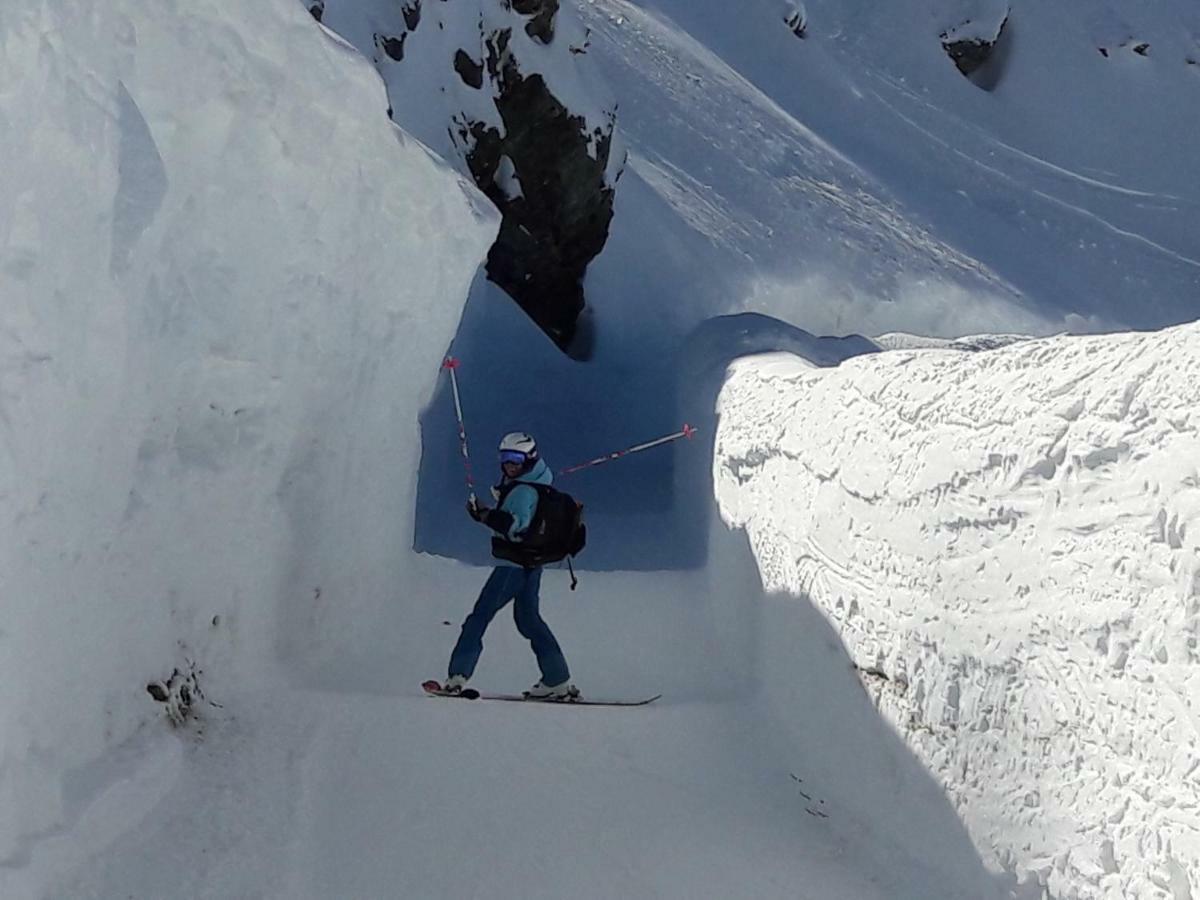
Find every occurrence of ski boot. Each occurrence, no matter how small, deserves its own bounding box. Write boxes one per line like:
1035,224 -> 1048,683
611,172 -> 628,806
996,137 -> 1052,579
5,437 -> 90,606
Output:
524,680 -> 581,702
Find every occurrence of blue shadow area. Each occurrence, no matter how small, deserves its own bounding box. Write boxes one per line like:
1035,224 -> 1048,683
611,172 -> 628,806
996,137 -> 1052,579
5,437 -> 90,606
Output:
415,273 -> 878,570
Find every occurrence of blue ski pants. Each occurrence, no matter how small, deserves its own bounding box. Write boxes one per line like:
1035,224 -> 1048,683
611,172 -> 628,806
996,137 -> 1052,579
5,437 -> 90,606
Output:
448,566 -> 570,686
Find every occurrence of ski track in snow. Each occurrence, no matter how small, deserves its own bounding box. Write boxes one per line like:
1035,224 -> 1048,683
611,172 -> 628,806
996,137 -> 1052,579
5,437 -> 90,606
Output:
584,0 -> 1200,331
865,67 -> 1190,207
876,94 -> 1200,272
855,58 -> 1200,282
629,150 -> 767,254
575,0 -> 1020,294
717,323 -> 1200,900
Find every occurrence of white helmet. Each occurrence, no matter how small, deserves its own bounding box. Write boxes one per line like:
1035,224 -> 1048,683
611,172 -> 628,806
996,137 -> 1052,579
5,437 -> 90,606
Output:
498,431 -> 538,468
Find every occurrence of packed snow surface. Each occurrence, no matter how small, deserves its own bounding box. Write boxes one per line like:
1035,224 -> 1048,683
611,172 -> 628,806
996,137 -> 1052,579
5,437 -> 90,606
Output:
716,323 -> 1200,899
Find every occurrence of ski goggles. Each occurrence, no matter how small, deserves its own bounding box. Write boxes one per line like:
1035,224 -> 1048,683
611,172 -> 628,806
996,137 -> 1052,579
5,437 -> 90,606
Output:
499,450 -> 528,466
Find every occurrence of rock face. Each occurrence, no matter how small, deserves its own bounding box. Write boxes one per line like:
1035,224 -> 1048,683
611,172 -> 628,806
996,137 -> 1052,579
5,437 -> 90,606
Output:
512,0 -> 558,44
315,0 -> 623,353
783,3 -> 807,39
940,12 -> 1011,90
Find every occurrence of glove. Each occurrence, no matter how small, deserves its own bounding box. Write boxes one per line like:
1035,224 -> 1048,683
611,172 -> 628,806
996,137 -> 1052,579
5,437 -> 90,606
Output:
467,496 -> 489,522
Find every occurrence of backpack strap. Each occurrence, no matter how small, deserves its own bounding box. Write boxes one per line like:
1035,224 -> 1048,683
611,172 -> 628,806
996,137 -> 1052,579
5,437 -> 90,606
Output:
494,480 -> 548,506
491,480 -> 544,537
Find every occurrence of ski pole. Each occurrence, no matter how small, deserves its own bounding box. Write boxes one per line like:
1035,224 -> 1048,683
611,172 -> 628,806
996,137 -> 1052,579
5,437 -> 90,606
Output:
557,424 -> 698,477
442,357 -> 476,503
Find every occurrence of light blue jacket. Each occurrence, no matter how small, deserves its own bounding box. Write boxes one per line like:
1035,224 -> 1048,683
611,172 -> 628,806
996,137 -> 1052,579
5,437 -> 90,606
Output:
497,458 -> 553,542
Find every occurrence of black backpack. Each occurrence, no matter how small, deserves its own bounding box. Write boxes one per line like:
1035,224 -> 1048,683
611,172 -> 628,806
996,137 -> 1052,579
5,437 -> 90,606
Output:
491,482 -> 586,569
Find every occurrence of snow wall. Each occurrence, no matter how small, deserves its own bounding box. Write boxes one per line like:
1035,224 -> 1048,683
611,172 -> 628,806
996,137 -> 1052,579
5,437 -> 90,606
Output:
0,0 -> 496,871
715,322 -> 1200,899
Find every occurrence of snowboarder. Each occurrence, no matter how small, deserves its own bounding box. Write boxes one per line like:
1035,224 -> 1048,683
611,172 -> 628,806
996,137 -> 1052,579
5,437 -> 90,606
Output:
443,432 -> 579,700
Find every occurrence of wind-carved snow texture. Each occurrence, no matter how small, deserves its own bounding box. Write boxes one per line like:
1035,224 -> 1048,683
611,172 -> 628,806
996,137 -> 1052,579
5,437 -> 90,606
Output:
716,322 -> 1200,900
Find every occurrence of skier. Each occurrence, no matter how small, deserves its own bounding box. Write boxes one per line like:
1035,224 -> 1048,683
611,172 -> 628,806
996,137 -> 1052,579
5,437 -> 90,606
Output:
443,432 -> 579,700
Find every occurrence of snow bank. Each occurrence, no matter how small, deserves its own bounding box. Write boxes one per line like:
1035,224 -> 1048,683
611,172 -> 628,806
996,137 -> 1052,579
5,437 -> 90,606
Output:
0,0 -> 496,874
715,323 -> 1200,899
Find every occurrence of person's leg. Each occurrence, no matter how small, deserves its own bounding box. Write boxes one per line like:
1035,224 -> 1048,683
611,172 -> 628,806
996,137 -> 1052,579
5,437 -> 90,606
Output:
448,567 -> 520,679
511,567 -> 570,686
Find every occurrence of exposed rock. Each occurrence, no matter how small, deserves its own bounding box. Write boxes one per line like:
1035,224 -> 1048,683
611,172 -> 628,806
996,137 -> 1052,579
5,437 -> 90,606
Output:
943,36 -> 988,75
1097,38 -> 1153,60
484,25 -> 512,79
460,119 -> 504,185
402,1 -> 422,33
378,33 -> 406,62
309,1 -> 324,24
510,0 -> 559,44
315,1 -> 622,353
784,4 -> 807,39
942,24 -> 1001,77
146,663 -> 209,728
440,26 -> 616,345
146,681 -> 169,702
454,49 -> 485,89
940,14 -> 1011,91
486,81 -> 613,345
568,29 -> 591,55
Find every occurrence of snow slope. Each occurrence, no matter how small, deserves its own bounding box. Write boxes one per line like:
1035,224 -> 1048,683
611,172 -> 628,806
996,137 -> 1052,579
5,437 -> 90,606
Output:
716,323 -> 1200,899
313,0 -> 621,185
573,0 -> 1200,334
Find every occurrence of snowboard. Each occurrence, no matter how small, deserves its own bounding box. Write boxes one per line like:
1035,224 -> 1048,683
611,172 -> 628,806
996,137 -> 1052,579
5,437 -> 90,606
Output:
421,680 -> 660,707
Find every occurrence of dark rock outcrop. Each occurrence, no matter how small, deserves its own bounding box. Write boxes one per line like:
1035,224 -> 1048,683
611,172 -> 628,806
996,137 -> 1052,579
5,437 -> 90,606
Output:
784,8 -> 807,39
454,50 -> 485,89
1098,39 -> 1155,59
402,1 -> 422,32
378,33 -> 407,62
510,0 -> 558,44
940,14 -> 1011,91
943,35 -> 991,76
313,0 -> 621,355
452,25 -> 616,348
941,20 -> 1005,77
146,663 -> 208,728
